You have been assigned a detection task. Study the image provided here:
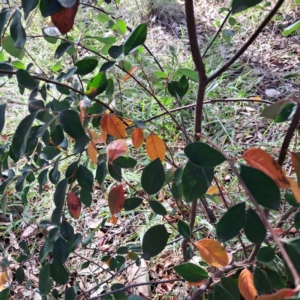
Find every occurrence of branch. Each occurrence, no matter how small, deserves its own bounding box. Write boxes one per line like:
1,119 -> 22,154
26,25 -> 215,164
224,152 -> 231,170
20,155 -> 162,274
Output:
278,103 -> 300,165
185,0 -> 207,138
207,0 -> 286,83
88,279 -> 184,299
143,98 -> 273,123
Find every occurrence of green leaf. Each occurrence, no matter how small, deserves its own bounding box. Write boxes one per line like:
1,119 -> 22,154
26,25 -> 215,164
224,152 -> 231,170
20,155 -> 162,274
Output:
10,9 -> 26,49
263,268 -> 286,290
256,247 -> 275,263
124,197 -> 143,211
39,263 -> 51,295
283,20 -> 300,36
213,284 -> 234,300
77,165 -> 94,192
67,233 -> 82,252
244,209 -> 266,244
51,206 -> 63,225
16,266 -> 25,284
232,0 -> 263,13
182,161 -> 213,202
141,158 -> 165,195
0,103 -> 7,134
220,277 -> 240,300
116,246 -> 128,254
19,241 -> 30,256
254,267 -> 271,294
274,103 -> 296,123
216,202 -> 246,242
0,10 -> 10,44
84,35 -> 117,44
80,188 -> 92,207
40,0 -> 62,17
260,99 -> 289,120
285,193 -> 300,207
49,155 -> 61,184
108,163 -> 122,182
53,237 -> 69,263
295,211 -> 300,230
1,192 -> 7,215
149,200 -> 167,216
50,258 -> 69,284
57,0 -> 77,8
113,156 -> 137,169
75,58 -> 98,76
60,110 -> 89,153
100,61 -> 116,72
178,219 -> 191,239
82,232 -> 95,247
60,221 -> 74,241
142,224 -> 168,260
11,113 -> 36,160
178,68 -> 198,82
41,146 -> 61,160
240,165 -> 280,210
0,63 -> 13,78
110,19 -> 127,34
174,262 -> 208,282
124,23 -> 147,55
22,0 -> 39,20
54,178 -> 68,207
97,13 -> 111,22
55,42 -> 73,59
16,69 -> 37,89
2,35 -> 25,59
184,142 -> 226,168
108,45 -> 124,59
96,161 -> 107,185
86,72 -> 108,98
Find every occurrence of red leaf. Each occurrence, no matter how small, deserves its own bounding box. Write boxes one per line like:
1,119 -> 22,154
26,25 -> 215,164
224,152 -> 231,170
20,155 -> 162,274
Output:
108,185 -> 125,214
107,139 -> 128,160
51,0 -> 79,34
67,192 -> 81,219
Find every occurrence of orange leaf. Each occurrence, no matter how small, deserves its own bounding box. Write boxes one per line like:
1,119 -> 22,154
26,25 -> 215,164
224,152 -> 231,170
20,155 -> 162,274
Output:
132,128 -> 144,149
238,268 -> 257,300
87,141 -> 98,164
287,178 -> 300,203
291,152 -> 300,183
0,271 -> 7,285
194,239 -> 229,268
123,66 -> 138,82
51,0 -> 79,34
67,192 -> 81,219
88,129 -> 99,141
100,115 -> 127,139
95,129 -> 107,144
257,288 -> 296,300
123,118 -> 134,125
188,279 -> 206,287
206,185 -> 219,195
243,148 -> 290,188
107,139 -> 128,161
108,185 -> 125,214
108,215 -> 118,225
273,227 -> 284,235
146,133 -> 166,161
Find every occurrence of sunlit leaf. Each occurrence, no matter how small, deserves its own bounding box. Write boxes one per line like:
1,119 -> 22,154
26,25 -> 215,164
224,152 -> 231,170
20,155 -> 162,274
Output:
194,239 -> 229,268
67,192 -> 81,219
238,268 -> 257,300
146,133 -> 166,161
107,139 -> 128,160
124,23 -> 147,55
243,148 -> 289,189
206,185 -> 218,195
291,152 -> 300,186
132,127 -> 144,149
260,100 -> 290,120
108,184 -> 125,214
101,115 -> 127,139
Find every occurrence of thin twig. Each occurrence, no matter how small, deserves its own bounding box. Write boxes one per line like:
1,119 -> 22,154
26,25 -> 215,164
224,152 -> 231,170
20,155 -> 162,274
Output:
207,0 -> 286,83
88,278 -> 184,299
203,9 -> 232,58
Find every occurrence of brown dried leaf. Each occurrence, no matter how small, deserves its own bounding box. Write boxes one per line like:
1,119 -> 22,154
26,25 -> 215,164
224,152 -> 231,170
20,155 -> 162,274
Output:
108,185 -> 125,214
67,192 -> 81,219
